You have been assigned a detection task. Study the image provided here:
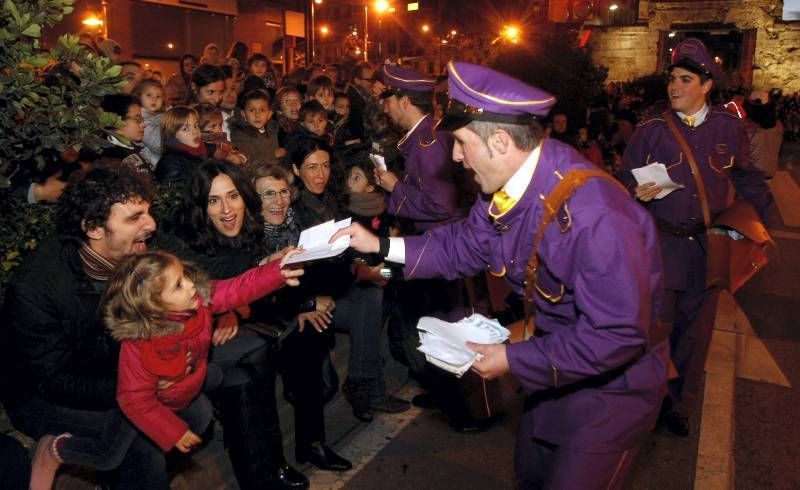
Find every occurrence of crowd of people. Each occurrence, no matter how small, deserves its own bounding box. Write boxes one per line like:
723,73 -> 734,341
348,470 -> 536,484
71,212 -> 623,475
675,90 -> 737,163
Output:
0,32 -> 781,490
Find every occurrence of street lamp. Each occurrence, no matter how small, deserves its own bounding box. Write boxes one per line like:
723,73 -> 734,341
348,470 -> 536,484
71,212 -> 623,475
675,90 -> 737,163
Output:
422,24 -> 430,33
309,0 -> 323,64
364,1 -> 391,62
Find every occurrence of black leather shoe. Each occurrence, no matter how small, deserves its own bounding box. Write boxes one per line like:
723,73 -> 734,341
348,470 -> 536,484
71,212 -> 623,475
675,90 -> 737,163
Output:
274,464 -> 309,488
658,411 -> 690,437
371,395 -> 411,414
296,442 -> 353,471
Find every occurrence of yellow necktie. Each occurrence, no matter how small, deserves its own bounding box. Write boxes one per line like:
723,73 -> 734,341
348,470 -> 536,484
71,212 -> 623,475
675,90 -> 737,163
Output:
683,116 -> 696,127
492,189 -> 517,215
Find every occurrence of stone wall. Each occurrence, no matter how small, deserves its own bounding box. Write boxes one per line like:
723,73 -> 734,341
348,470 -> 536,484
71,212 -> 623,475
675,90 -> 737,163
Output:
752,22 -> 800,92
587,0 -> 800,92
587,26 -> 660,82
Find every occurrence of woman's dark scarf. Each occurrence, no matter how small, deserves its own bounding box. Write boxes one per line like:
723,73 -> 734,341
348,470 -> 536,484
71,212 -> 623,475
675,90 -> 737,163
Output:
263,207 -> 301,254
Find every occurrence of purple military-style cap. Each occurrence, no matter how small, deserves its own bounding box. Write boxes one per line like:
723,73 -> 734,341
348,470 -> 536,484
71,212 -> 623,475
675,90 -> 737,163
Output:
438,61 -> 556,131
668,38 -> 721,80
379,64 -> 436,99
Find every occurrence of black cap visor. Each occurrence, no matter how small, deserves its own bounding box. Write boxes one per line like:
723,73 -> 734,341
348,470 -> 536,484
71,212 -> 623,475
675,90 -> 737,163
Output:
668,59 -> 712,79
436,99 -> 537,132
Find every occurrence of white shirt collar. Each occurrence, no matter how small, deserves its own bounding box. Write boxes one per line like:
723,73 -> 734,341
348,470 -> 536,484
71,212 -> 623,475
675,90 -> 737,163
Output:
676,104 -> 709,126
502,144 -> 542,201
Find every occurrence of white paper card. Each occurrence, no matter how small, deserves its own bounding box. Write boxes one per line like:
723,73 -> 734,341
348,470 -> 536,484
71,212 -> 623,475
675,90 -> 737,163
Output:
416,314 -> 510,377
631,163 -> 685,199
282,218 -> 352,265
369,153 -> 387,171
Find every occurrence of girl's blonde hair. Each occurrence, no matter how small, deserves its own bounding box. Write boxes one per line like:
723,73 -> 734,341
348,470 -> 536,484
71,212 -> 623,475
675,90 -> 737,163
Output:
104,251 -> 210,340
160,106 -> 199,152
131,78 -> 166,113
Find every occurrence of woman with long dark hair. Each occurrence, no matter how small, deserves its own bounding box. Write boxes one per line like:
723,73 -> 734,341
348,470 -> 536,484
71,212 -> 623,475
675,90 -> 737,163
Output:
185,64 -> 226,107
159,160 -> 352,484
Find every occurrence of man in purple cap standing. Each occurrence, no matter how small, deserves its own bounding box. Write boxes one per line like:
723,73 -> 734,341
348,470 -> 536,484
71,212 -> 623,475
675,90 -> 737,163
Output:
621,38 -> 771,436
375,64 -> 459,230
334,61 -> 668,488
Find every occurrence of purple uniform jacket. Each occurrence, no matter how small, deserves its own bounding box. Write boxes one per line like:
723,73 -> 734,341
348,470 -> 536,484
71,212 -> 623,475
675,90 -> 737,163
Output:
403,139 -> 668,452
387,114 -> 458,230
620,108 -> 771,290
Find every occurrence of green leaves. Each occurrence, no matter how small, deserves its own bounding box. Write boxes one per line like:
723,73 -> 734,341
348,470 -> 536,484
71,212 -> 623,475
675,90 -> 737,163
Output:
1,2 -> 122,176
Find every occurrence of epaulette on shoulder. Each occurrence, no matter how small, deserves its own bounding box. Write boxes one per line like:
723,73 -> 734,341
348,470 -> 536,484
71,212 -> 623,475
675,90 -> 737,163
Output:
636,116 -> 666,128
711,107 -> 742,120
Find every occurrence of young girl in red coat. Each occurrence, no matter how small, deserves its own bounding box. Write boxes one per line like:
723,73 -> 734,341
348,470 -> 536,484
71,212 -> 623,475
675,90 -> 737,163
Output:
103,249 -> 303,454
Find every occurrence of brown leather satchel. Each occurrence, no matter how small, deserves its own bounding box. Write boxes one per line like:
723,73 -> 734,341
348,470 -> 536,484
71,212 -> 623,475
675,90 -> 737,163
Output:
706,200 -> 772,293
663,112 -> 772,293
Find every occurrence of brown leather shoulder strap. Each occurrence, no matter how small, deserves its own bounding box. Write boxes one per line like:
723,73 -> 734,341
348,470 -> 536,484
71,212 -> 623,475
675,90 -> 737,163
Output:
663,111 -> 712,227
522,168 -> 626,336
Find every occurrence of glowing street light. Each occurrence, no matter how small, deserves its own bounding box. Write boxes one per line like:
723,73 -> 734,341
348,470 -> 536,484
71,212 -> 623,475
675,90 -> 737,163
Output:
320,25 -> 329,35
82,15 -> 103,27
609,3 -> 619,11
422,24 -> 430,33
375,0 -> 390,13
503,25 -> 520,41
166,43 -> 175,49
450,29 -> 457,36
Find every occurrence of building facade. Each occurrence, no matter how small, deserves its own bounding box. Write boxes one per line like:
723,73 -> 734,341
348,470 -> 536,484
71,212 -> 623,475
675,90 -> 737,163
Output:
587,0 -> 800,91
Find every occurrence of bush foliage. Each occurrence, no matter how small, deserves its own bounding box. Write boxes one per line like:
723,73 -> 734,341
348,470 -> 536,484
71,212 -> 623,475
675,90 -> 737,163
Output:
0,0 -> 123,188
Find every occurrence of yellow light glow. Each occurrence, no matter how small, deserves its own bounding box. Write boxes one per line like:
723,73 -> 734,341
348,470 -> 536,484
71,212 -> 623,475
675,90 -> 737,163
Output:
422,24 -> 430,32
450,30 -> 457,36
441,39 -> 447,44
388,6 -> 395,12
504,26 -> 519,38
320,26 -> 329,35
167,43 -> 175,49
375,0 -> 390,13
82,15 -> 103,27
609,4 -> 619,11
314,0 -> 323,4
407,2 -> 419,11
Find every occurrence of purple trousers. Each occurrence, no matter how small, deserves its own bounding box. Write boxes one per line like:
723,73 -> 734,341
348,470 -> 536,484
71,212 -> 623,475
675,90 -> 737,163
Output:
515,414 -> 640,490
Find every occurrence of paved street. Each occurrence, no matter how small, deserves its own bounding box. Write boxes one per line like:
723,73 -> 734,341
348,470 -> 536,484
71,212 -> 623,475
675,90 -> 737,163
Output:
2,143 -> 799,489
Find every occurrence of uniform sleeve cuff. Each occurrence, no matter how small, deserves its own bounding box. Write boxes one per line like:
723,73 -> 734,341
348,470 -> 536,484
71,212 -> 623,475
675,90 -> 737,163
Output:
386,237 -> 406,264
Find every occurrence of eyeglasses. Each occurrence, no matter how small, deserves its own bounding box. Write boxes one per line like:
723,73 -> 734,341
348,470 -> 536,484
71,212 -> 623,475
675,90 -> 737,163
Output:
259,189 -> 291,200
125,116 -> 144,124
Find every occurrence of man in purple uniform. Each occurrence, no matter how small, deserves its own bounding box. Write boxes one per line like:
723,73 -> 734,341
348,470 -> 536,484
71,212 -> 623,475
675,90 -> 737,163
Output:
621,38 -> 771,436
334,61 -> 669,489
375,64 -> 459,231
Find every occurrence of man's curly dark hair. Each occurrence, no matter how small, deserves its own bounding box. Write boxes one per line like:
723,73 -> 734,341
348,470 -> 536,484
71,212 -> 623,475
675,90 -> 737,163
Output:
57,168 -> 151,243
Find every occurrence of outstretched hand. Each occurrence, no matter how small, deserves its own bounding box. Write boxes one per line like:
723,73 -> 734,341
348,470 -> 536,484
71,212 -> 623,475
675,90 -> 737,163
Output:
279,247 -> 305,287
330,223 -> 380,254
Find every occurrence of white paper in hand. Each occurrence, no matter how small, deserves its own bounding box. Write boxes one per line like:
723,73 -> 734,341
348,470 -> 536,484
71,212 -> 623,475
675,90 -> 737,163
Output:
631,163 -> 685,199
416,314 -> 510,377
281,218 -> 352,265
369,153 -> 387,171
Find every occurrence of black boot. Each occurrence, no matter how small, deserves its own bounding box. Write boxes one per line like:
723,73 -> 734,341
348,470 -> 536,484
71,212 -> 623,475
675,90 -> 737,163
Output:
341,376 -> 374,422
296,442 -> 353,471
215,344 -> 307,489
